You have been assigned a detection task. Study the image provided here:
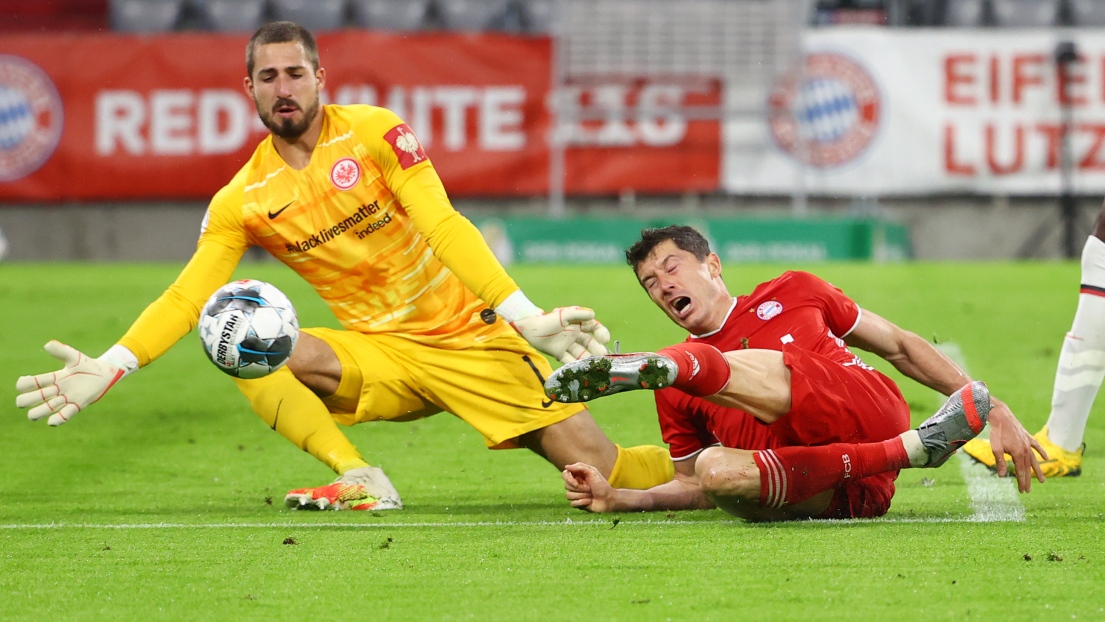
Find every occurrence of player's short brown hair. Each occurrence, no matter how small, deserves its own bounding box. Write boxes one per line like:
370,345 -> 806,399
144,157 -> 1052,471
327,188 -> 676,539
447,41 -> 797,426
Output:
625,225 -> 712,272
246,21 -> 320,77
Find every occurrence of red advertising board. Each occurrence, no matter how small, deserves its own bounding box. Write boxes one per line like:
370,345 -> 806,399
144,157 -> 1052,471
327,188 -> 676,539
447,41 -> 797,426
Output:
0,31 -> 720,201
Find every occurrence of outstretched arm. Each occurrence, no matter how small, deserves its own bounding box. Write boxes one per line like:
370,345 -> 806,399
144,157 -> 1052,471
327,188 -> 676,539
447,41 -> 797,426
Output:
845,309 -> 1045,491
15,193 -> 248,425
563,459 -> 714,513
397,166 -> 611,362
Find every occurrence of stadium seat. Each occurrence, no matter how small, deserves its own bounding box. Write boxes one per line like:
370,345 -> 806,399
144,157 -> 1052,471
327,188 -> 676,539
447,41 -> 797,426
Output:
349,0 -> 429,31
194,0 -> 266,32
521,0 -> 554,33
110,0 -> 184,32
436,0 -> 511,31
1070,0 -> 1105,25
892,0 -> 942,26
944,0 -> 998,26
990,0 -> 1059,26
270,0 -> 347,31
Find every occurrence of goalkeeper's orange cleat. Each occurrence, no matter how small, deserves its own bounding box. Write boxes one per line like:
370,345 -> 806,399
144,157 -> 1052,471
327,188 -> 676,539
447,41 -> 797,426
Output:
284,483 -> 382,511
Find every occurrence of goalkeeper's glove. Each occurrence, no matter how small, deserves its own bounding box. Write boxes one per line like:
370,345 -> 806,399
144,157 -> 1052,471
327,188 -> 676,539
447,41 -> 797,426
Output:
495,291 -> 611,365
15,341 -> 138,426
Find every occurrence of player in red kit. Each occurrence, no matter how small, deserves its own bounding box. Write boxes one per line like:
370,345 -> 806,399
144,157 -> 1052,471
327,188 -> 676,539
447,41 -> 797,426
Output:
544,225 -> 1045,521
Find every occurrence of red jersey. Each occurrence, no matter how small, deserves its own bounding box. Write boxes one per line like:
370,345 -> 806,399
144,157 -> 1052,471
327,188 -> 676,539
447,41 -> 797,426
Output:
657,271 -> 904,460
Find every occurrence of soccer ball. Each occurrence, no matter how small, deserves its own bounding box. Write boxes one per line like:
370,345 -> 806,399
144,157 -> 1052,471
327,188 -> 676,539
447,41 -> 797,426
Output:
198,279 -> 299,379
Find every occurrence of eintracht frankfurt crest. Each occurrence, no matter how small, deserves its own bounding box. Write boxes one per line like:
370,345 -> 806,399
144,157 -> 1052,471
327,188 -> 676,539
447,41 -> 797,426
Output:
330,157 -> 360,190
0,55 -> 63,182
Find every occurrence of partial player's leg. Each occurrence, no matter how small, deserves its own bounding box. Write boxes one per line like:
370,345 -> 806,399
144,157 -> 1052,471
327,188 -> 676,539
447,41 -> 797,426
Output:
419,334 -> 675,490
516,410 -> 617,477
516,411 -> 674,489
691,447 -> 837,521
691,381 -> 991,521
965,200 -> 1105,477
235,330 -> 402,511
544,342 -> 792,423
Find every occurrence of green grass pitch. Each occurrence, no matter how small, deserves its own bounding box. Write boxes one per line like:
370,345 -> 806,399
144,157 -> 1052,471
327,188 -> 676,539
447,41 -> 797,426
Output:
1,261 -> 1103,620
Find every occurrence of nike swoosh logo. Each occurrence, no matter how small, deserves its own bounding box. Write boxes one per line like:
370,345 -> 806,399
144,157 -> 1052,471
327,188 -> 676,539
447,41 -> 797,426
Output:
268,201 -> 293,219
270,399 -> 283,431
521,354 -> 556,409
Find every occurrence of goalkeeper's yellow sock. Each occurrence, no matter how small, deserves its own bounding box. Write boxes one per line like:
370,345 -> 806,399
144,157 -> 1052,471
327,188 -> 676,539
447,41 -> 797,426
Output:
607,444 -> 674,489
234,367 -> 369,475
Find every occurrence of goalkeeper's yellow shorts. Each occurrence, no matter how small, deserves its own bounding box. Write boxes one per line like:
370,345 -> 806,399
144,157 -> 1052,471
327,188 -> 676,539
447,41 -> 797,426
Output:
301,327 -> 586,449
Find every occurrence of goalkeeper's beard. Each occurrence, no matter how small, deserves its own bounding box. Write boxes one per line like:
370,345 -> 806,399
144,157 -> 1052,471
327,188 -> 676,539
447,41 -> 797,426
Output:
256,97 -> 320,141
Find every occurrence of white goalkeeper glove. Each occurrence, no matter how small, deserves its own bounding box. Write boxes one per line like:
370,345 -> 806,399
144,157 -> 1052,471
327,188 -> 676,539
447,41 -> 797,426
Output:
495,291 -> 612,365
15,341 -> 138,426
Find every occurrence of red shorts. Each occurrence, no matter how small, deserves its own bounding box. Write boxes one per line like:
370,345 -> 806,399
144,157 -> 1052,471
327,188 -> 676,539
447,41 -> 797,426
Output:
776,345 -> 911,519
817,472 -> 899,519
772,344 -> 911,447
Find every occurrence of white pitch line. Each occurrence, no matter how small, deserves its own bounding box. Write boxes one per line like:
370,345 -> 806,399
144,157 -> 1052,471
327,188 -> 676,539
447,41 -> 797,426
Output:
936,342 -> 1025,523
0,519 -> 658,530
0,516 -> 1018,530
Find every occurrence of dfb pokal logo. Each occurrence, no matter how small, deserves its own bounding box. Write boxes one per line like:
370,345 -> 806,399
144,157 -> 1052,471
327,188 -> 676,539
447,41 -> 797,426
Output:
0,55 -> 63,182
768,52 -> 880,168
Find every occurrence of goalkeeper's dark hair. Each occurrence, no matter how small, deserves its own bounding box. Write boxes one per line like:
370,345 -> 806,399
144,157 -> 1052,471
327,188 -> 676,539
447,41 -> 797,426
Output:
246,21 -> 319,77
626,225 -> 713,272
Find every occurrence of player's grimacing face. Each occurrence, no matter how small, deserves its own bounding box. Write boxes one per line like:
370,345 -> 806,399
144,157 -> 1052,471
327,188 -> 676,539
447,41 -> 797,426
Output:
635,240 -> 730,334
245,41 -> 323,140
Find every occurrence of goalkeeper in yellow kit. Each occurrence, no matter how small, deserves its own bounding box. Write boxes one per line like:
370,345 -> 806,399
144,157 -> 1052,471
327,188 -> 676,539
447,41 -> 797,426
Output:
14,22 -> 673,510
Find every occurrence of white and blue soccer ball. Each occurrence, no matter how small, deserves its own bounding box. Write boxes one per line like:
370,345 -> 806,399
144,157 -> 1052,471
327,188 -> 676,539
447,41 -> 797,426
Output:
198,279 -> 299,379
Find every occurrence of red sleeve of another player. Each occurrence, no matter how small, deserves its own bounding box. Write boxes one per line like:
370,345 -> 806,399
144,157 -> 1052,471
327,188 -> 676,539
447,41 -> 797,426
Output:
791,271 -> 861,337
656,389 -> 718,461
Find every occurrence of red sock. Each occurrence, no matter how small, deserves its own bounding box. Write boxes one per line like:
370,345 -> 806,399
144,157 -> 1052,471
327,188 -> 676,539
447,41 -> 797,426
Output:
658,343 -> 731,397
753,438 -> 910,509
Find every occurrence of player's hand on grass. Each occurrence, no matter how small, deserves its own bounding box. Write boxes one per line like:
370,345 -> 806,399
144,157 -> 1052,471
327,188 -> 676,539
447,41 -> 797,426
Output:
15,341 -> 128,426
987,397 -> 1046,493
510,306 -> 612,365
562,462 -> 618,512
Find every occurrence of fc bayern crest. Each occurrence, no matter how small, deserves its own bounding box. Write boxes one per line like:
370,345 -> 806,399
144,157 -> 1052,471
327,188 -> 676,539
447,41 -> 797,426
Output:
768,52 -> 881,168
0,55 -> 63,182
757,301 -> 783,320
330,157 -> 360,190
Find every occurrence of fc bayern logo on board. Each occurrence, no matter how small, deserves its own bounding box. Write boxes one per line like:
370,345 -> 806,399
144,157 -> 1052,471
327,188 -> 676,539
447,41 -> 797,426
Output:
756,301 -> 783,320
0,55 -> 63,182
768,52 -> 880,168
330,157 -> 360,190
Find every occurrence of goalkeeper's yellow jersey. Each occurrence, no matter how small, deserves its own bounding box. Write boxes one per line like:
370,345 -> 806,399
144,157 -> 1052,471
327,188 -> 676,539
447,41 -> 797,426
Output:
118,104 -> 519,367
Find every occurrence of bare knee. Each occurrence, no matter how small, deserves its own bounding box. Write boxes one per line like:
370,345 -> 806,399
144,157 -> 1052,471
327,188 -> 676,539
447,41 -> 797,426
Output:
694,447 -> 759,500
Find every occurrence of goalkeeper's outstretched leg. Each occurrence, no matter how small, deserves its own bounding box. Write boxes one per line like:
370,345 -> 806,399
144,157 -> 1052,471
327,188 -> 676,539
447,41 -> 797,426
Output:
238,330 -> 673,510
234,333 -> 403,511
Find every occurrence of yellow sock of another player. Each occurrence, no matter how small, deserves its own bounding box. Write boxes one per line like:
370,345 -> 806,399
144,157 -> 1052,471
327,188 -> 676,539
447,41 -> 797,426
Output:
608,444 -> 674,489
233,367 -> 369,474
